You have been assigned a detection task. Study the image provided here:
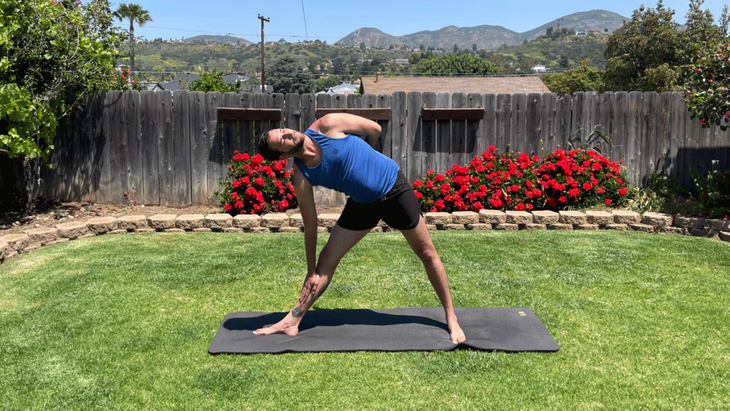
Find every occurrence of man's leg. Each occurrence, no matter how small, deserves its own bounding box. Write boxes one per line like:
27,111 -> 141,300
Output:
254,224 -> 370,336
400,216 -> 466,344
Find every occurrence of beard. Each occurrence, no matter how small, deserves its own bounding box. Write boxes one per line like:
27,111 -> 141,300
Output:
285,134 -> 305,156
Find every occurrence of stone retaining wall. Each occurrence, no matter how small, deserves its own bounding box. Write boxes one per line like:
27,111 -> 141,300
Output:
1,210 -> 728,265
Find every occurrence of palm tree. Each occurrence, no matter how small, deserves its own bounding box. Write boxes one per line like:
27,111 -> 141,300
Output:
113,3 -> 152,80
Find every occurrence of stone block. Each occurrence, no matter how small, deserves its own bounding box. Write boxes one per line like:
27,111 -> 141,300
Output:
135,228 -> 156,233
56,221 -> 91,239
576,224 -> 599,230
719,231 -> 730,242
442,224 -> 466,231
316,227 -> 328,234
117,215 -> 149,231
549,223 -> 573,230
531,210 -> 559,224
86,217 -> 117,235
612,210 -> 641,224
222,227 -> 243,233
663,227 -> 687,235
192,228 -> 212,233
278,227 -> 301,233
559,211 -> 588,225
524,224 -> 546,231
641,212 -> 673,227
4,250 -> 19,262
287,214 -> 304,228
45,238 -> 70,246
425,212 -> 452,225
466,223 -> 492,231
248,227 -> 271,234
494,223 -> 518,231
233,214 -> 262,229
164,228 -> 186,233
77,234 -> 96,240
451,211 -> 479,225
175,214 -> 205,230
706,219 -> 728,232
0,233 -> 30,251
262,213 -> 290,228
148,214 -> 177,231
370,226 -> 384,233
690,227 -> 719,239
479,210 -> 506,224
630,223 -> 655,233
673,215 -> 705,229
586,211 -> 613,225
506,211 -> 533,225
205,214 -> 232,230
107,229 -> 127,235
318,214 -> 340,228
25,227 -> 59,245
24,243 -> 42,253
0,241 -> 8,259
606,223 -> 629,231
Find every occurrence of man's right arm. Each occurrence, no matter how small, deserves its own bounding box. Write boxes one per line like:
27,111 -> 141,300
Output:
292,165 -> 317,275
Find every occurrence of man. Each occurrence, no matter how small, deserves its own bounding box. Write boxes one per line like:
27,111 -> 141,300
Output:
253,113 -> 466,344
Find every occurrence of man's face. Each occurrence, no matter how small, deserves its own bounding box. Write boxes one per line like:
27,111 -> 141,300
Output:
268,128 -> 305,159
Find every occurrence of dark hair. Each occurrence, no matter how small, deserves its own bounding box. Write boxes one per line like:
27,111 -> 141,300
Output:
257,130 -> 283,162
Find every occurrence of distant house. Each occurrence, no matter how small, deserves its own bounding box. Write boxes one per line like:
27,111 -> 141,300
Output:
319,83 -> 359,96
531,65 -> 547,73
359,74 -> 550,95
394,59 -> 409,66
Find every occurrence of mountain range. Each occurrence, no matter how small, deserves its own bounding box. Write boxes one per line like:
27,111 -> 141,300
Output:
336,9 -> 627,50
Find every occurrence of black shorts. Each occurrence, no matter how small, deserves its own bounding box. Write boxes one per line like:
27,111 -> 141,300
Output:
337,170 -> 422,231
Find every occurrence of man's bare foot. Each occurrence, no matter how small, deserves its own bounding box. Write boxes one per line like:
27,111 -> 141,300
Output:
253,315 -> 300,336
449,323 -> 466,344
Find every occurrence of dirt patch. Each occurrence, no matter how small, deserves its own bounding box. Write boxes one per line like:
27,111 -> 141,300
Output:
0,199 -> 343,236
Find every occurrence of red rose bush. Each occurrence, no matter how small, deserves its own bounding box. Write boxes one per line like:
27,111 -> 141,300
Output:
215,151 -> 297,215
413,146 -> 630,213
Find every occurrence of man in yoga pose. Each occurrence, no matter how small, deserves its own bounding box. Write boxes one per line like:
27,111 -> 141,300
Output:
253,113 -> 466,344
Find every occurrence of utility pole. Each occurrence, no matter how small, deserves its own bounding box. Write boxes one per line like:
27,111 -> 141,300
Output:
258,14 -> 270,93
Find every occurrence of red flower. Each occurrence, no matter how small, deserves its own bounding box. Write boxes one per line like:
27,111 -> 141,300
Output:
619,187 -> 628,196
605,198 -> 612,205
255,178 -> 265,186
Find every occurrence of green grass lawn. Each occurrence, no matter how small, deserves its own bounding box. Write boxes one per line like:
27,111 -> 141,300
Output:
1,231 -> 729,410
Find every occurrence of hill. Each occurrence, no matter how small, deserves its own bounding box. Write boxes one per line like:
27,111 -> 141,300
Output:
337,9 -> 626,50
184,35 -> 252,46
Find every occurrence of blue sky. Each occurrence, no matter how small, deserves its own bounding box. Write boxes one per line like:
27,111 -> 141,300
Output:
123,0 -> 730,43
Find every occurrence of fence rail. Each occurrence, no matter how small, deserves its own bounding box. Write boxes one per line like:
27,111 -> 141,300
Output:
38,90 -> 730,207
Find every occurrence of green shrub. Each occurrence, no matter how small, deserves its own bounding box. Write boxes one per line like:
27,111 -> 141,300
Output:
691,160 -> 730,218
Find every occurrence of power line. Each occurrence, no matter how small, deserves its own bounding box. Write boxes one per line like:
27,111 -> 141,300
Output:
301,0 -> 309,42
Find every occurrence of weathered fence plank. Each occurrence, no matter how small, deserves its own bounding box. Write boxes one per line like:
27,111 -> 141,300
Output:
422,92 -> 438,174
190,91 -> 208,205
407,91 -> 423,182
391,91 -> 408,171
451,92 -> 467,167
511,93 -> 527,154
466,93 -> 483,160
495,94 -> 511,153
526,93 -> 541,158
205,91 -> 222,204
173,90 -> 191,206
158,91 -> 174,206
141,91 -> 160,205
126,91 -> 143,205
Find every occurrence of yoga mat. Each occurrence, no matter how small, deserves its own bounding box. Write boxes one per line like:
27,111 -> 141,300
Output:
208,307 -> 560,354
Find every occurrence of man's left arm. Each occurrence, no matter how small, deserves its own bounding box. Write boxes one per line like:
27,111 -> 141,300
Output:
311,113 -> 382,148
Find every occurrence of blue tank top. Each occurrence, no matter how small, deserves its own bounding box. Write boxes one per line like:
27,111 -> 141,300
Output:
294,129 -> 399,203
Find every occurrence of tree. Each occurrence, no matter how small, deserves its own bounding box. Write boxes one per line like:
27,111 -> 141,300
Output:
314,75 -> 341,92
268,56 -> 314,94
413,53 -> 498,75
603,1 -> 682,91
188,69 -> 241,93
113,3 -> 152,80
1,0 -> 125,214
542,59 -> 605,96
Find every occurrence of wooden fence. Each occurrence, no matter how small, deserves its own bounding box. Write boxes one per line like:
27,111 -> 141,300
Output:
38,90 -> 730,207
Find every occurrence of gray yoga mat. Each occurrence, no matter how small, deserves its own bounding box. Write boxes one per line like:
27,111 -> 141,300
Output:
208,307 -> 560,354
